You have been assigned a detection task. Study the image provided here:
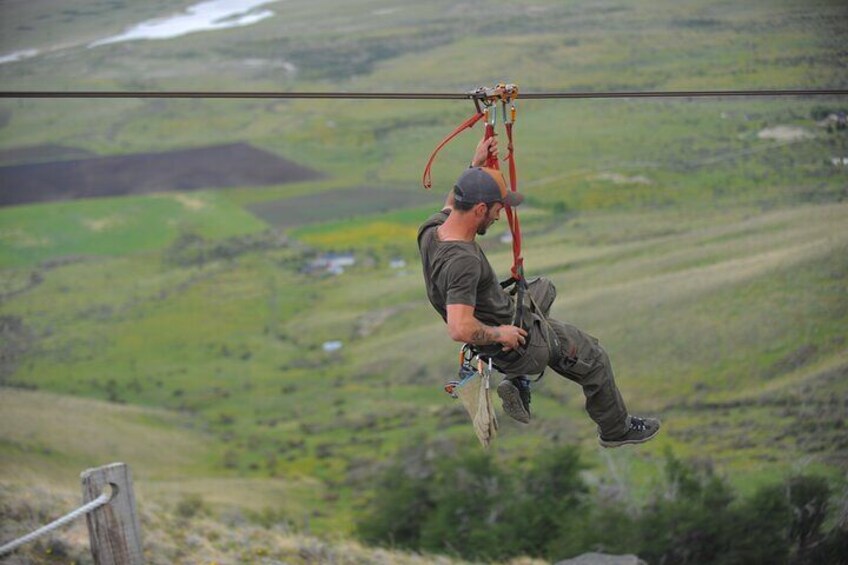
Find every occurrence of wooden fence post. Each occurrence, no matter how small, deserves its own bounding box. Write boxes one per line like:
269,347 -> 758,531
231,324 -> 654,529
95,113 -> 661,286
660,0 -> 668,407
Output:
81,463 -> 144,565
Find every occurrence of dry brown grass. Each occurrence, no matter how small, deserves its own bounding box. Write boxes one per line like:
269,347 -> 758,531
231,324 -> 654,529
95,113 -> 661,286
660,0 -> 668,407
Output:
0,482 -> 547,565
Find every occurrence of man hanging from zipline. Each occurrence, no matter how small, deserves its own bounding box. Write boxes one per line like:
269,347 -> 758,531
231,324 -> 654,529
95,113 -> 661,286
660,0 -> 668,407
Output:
417,131 -> 660,447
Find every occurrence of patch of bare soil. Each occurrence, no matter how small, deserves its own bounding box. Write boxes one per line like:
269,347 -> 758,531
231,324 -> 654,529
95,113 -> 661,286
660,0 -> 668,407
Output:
0,144 -> 97,166
0,143 -> 323,207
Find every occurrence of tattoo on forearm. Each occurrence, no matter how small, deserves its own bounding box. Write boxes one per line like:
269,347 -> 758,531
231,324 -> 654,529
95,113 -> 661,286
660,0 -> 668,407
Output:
470,325 -> 499,345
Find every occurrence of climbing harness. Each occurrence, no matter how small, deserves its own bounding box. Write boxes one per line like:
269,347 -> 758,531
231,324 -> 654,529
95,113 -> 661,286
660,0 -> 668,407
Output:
443,344 -> 479,398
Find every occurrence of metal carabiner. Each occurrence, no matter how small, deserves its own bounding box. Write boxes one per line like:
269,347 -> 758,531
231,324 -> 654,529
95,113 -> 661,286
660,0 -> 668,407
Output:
469,86 -> 490,115
460,343 -> 474,364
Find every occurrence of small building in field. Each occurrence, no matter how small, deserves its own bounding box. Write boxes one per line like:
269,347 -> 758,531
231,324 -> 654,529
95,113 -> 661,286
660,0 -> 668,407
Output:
303,252 -> 356,276
322,340 -> 343,353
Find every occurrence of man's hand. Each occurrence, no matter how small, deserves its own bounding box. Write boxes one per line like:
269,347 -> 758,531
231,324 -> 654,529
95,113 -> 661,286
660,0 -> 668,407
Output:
494,324 -> 528,351
471,135 -> 498,168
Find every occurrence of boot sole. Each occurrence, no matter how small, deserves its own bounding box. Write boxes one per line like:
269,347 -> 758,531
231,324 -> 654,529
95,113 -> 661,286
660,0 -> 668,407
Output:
497,380 -> 530,424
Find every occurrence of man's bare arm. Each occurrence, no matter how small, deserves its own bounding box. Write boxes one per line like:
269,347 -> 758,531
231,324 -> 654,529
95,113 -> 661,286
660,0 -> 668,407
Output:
446,304 -> 526,351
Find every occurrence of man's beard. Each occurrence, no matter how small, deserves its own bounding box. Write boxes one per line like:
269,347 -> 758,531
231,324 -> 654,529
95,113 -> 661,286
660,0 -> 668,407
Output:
476,218 -> 491,236
476,209 -> 497,236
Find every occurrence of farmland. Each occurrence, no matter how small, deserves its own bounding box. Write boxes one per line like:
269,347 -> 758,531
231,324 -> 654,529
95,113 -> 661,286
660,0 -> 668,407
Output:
0,143 -> 323,206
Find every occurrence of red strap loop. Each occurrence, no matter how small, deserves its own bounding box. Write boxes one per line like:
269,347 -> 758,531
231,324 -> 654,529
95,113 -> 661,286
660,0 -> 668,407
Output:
422,112 -> 484,189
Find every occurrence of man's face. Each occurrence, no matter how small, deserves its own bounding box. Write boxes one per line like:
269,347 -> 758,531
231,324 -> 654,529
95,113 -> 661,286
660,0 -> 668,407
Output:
476,202 -> 504,236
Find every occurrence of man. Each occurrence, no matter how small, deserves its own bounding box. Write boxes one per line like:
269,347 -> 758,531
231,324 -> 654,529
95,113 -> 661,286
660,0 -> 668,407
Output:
417,135 -> 660,447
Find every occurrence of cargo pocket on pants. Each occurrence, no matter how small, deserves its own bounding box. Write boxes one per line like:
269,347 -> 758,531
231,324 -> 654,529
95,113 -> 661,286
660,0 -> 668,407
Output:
550,321 -> 601,379
562,355 -> 597,376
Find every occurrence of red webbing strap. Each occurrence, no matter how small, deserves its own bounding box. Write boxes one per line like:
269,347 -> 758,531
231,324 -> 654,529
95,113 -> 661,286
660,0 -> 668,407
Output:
504,121 -> 523,280
484,119 -> 498,169
422,111 -> 485,189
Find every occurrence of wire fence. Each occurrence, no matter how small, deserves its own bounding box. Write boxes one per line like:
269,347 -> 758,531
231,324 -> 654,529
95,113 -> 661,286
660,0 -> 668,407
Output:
0,463 -> 144,565
0,490 -> 111,556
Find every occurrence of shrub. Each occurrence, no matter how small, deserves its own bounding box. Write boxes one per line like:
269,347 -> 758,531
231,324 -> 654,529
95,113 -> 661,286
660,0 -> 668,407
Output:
358,442 -> 590,561
419,451 -> 517,560
509,445 -> 590,560
788,474 -> 831,551
637,453 -> 737,564
724,483 -> 791,564
175,493 -> 206,519
357,457 -> 436,549
356,443 -> 844,564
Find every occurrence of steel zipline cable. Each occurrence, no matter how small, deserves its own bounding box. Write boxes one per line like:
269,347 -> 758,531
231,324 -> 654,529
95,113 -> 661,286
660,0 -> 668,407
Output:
0,88 -> 847,100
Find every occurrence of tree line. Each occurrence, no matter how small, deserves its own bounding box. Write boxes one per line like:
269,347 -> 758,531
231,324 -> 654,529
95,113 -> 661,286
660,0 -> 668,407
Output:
357,441 -> 847,564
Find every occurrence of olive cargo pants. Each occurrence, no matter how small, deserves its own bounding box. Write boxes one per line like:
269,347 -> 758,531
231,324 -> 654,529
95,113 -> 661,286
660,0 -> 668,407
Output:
493,279 -> 630,439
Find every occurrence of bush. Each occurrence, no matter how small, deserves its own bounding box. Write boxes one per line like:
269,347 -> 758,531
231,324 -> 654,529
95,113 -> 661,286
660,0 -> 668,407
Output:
788,475 -> 830,551
358,441 -> 590,561
510,445 -> 590,560
419,451 -> 516,560
724,483 -> 791,564
175,493 -> 206,519
637,452 -> 737,565
357,461 -> 435,549
810,106 -> 847,121
356,442 -> 844,564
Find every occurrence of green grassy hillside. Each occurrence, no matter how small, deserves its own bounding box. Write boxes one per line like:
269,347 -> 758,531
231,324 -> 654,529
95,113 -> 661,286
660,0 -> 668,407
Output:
3,201 -> 845,536
1,0 -> 846,559
1,389 -> 496,564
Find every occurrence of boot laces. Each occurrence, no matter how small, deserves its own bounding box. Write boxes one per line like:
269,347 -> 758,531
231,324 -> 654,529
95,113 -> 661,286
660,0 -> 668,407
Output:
630,417 -> 649,431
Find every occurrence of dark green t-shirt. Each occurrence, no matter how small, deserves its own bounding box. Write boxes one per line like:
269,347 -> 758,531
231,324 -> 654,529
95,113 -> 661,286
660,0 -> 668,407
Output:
417,210 -> 515,332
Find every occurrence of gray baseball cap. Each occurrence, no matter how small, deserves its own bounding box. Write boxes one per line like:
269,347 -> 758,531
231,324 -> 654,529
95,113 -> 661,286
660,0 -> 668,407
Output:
454,167 -> 524,207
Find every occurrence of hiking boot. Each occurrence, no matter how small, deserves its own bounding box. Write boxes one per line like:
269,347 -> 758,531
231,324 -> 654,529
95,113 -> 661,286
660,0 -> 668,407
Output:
599,416 -> 661,448
514,376 -> 532,414
497,377 -> 531,424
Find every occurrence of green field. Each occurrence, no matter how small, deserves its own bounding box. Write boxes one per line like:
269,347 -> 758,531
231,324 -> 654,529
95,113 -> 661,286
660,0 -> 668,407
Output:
1,0 -> 847,562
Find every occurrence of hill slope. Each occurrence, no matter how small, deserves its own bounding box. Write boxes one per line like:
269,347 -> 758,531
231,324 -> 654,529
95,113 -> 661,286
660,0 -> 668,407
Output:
2,200 -> 846,535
